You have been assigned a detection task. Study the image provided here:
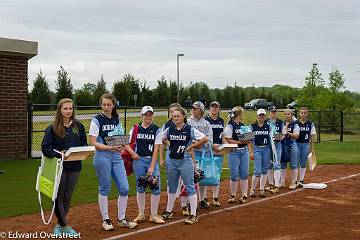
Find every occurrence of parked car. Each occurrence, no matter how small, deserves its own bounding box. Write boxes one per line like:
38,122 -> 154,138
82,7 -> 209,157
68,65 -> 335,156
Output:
286,101 -> 298,109
244,99 -> 272,110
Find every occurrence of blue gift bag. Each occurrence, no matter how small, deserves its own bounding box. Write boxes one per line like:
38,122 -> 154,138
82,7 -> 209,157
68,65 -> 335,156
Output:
198,145 -> 223,186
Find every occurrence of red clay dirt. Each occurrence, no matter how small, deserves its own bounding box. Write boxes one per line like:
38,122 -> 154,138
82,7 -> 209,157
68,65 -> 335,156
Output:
1,164 -> 359,240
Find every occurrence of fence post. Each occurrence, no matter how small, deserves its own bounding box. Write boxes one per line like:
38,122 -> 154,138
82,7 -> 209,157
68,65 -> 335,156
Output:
317,111 -> 321,143
27,102 -> 33,158
124,106 -> 127,134
340,111 -> 344,142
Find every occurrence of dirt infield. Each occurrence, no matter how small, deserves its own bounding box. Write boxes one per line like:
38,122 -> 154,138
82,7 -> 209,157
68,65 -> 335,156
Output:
1,164 -> 360,240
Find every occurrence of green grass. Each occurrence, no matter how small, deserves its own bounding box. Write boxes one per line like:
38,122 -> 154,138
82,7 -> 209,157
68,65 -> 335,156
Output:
0,141 -> 359,218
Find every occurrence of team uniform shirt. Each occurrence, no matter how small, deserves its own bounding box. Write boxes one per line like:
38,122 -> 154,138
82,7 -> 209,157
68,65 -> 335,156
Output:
250,122 -> 271,146
282,121 -> 300,144
89,113 -> 124,145
187,116 -> 213,148
163,124 -> 205,159
266,118 -> 284,143
204,114 -> 224,145
296,120 -> 316,143
224,120 -> 248,148
128,123 -> 162,157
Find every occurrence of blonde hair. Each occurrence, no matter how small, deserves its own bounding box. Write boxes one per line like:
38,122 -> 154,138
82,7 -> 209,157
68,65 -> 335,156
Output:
229,106 -> 244,119
53,98 -> 76,138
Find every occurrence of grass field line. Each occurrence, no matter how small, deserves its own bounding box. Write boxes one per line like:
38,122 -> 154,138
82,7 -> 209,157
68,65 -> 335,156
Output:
102,172 -> 360,240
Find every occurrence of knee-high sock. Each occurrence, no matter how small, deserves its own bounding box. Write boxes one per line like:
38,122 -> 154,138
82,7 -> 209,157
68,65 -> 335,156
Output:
291,169 -> 298,184
300,167 -> 306,181
189,194 -> 198,216
230,180 -> 238,196
240,179 -> 248,197
180,196 -> 188,207
150,194 -> 160,215
212,185 -> 220,199
274,169 -> 281,187
166,193 -> 177,212
136,192 -> 146,215
118,196 -> 128,220
280,169 -> 287,183
199,185 -> 207,201
251,176 -> 260,190
98,194 -> 109,220
268,169 -> 274,185
260,174 -> 268,190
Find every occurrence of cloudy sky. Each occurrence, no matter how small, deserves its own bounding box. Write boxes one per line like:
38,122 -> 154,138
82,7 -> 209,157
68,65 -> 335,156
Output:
1,0 -> 359,92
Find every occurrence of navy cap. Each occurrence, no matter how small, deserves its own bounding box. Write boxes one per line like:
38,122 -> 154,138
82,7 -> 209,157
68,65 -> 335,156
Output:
269,106 -> 277,112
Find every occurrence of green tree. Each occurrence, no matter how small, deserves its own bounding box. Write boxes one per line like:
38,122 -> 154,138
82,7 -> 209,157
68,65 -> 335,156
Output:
55,66 -> 73,103
74,83 -> 95,106
153,76 -> 169,107
113,74 -> 140,106
93,75 -> 108,103
31,70 -> 51,104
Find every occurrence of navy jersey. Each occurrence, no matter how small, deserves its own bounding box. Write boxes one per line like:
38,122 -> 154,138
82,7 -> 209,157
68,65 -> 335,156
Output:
284,121 -> 299,145
251,122 -> 270,146
167,124 -> 192,159
135,124 -> 160,156
94,113 -> 121,145
228,120 -> 247,148
205,115 -> 224,145
164,119 -> 174,130
296,120 -> 313,143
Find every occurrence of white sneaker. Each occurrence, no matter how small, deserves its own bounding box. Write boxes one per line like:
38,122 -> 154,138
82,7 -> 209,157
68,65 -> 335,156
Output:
133,214 -> 146,223
249,189 -> 256,197
149,214 -> 165,224
118,218 -> 138,229
102,219 -> 114,231
289,182 -> 297,190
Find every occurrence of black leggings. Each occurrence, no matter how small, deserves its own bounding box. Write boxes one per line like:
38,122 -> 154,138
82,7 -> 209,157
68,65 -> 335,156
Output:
54,171 -> 80,227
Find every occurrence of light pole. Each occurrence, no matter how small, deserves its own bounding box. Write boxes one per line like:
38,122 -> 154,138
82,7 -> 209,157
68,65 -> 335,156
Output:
177,53 -> 184,104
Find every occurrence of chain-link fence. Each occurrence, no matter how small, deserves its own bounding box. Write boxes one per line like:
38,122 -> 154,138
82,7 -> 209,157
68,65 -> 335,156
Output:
29,104 -> 360,157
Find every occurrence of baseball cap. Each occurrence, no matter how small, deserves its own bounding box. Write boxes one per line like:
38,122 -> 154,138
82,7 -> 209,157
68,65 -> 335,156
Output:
192,101 -> 205,112
141,106 -> 154,115
269,106 -> 277,112
210,101 -> 220,107
257,109 -> 266,116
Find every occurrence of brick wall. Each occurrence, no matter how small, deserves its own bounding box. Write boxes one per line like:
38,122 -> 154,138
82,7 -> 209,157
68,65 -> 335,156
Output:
0,54 -> 29,160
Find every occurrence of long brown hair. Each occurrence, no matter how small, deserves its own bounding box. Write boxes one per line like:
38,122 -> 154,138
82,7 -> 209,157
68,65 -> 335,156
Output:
173,107 -> 187,123
100,93 -> 119,118
53,98 -> 76,138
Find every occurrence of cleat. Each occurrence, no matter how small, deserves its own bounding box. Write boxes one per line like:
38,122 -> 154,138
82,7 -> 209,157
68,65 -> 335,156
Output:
213,198 -> 221,207
62,226 -> 79,237
265,185 -> 274,192
289,182 -> 297,190
239,195 -> 247,204
149,214 -> 165,224
53,224 -> 63,236
270,187 -> 279,194
199,200 -> 210,209
102,219 -> 114,231
118,218 -> 138,229
279,181 -> 286,188
204,198 -> 210,207
181,206 -> 190,216
184,215 -> 198,224
249,189 -> 256,198
228,195 -> 236,203
161,210 -> 174,220
297,180 -> 304,188
259,190 -> 266,198
133,214 -> 146,223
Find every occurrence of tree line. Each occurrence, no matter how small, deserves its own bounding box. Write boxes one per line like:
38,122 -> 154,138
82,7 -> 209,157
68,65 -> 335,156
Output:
29,65 -> 359,111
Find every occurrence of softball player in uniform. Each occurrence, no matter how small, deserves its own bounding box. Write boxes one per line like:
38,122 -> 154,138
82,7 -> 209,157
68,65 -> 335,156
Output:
187,101 -> 213,209
265,106 -> 285,193
280,109 -> 300,190
162,107 -> 208,224
125,106 -> 165,224
249,109 -> 272,198
296,107 -> 316,186
89,93 -> 137,231
204,101 -> 225,206
224,106 -> 251,204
